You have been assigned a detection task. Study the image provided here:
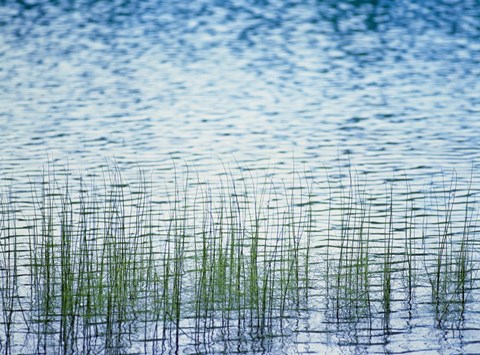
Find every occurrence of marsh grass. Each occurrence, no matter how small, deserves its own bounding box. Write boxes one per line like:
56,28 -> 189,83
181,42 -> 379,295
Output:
1,163 -> 313,353
0,163 -> 479,353
421,171 -> 477,326
323,169 -> 478,336
326,171 -> 373,323
0,186 -> 23,355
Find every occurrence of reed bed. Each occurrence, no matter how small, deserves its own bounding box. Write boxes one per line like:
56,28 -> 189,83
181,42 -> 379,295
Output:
0,164 -> 478,353
322,170 -> 478,337
1,164 -> 312,354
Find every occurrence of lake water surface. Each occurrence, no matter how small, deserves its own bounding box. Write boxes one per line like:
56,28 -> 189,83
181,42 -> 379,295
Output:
1,0 -> 480,353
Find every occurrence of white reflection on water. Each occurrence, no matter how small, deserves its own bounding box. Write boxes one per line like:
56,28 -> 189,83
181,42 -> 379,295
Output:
1,0 -> 480,353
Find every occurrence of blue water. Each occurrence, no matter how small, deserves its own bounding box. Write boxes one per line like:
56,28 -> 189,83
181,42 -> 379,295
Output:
1,0 -> 479,177
1,0 -> 480,353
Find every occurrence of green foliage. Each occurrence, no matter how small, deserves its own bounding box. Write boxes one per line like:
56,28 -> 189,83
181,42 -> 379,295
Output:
0,164 -> 477,353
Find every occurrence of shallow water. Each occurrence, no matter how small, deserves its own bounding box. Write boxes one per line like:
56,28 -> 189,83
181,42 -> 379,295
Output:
1,0 -> 480,353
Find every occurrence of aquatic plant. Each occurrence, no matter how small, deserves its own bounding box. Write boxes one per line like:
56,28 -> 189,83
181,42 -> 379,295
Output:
0,163 -> 478,353
0,163 -> 313,353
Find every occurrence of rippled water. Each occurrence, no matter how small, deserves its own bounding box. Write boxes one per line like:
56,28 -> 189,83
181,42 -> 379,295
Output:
1,0 -> 479,176
1,0 -> 480,353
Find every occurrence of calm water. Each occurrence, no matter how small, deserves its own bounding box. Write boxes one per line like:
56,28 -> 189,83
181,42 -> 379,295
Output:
1,0 -> 480,353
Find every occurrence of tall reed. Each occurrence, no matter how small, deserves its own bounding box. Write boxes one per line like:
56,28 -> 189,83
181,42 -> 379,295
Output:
0,163 -> 478,353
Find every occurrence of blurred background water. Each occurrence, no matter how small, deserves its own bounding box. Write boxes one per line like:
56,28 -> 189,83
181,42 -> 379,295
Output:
1,0 -> 479,178
1,0 -> 480,353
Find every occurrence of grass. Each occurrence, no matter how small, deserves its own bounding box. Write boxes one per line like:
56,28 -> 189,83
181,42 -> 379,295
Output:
323,169 -> 477,334
421,171 -> 477,325
0,162 -> 478,353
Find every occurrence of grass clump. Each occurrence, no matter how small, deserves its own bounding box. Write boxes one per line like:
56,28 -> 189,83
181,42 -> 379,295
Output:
0,162 -> 478,353
1,163 -> 312,353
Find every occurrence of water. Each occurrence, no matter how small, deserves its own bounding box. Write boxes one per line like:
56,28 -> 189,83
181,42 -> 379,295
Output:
1,0 -> 480,353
